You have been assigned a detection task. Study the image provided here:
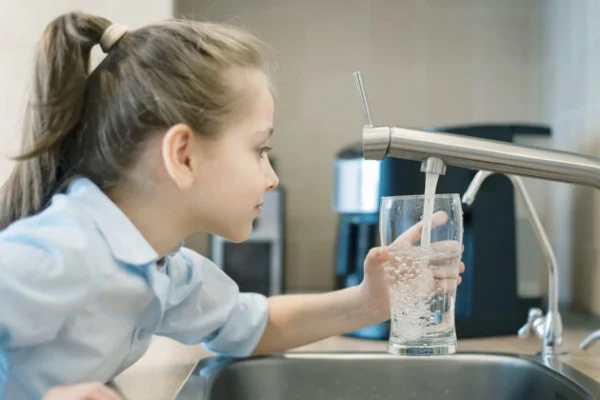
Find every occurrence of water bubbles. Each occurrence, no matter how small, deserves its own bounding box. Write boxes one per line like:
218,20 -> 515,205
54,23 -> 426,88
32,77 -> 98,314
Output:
385,247 -> 460,343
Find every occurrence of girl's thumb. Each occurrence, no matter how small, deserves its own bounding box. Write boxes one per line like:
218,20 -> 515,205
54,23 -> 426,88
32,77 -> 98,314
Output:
364,246 -> 388,270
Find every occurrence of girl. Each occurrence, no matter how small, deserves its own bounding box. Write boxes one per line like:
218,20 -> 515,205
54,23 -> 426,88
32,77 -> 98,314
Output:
0,12 -> 464,400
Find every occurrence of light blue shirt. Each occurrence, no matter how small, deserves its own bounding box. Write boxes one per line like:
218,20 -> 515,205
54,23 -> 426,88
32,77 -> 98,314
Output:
0,177 -> 269,399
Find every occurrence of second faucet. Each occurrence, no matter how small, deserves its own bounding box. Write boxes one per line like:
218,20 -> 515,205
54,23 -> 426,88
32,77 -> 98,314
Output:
462,170 -> 563,357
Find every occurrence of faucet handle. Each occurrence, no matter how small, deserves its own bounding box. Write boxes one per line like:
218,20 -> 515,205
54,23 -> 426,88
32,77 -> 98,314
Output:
352,71 -> 374,127
518,308 -> 544,338
580,329 -> 600,351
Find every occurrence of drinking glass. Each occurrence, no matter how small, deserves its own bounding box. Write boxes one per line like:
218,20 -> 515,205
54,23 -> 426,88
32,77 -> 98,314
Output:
380,194 -> 463,355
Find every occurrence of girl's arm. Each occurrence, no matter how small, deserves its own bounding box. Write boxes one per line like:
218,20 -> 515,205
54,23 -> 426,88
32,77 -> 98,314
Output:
254,238 -> 464,355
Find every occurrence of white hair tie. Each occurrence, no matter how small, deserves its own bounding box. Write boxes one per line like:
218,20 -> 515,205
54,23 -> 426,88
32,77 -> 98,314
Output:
100,23 -> 129,53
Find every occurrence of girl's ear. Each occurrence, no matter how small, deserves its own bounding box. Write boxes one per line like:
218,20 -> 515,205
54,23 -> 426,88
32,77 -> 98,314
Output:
161,123 -> 197,189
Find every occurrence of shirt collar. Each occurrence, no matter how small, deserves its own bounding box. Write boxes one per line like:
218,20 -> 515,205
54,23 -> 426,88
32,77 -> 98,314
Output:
65,177 -> 159,266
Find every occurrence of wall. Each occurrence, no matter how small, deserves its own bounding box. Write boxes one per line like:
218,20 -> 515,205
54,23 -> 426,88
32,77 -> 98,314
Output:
177,0 -> 542,291
536,0 -> 600,311
0,0 -> 173,182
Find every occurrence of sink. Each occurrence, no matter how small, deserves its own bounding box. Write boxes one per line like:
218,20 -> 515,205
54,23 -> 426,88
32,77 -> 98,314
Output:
176,352 -> 600,400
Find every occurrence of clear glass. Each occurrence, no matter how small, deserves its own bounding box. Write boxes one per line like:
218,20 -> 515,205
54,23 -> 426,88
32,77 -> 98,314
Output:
380,194 -> 463,356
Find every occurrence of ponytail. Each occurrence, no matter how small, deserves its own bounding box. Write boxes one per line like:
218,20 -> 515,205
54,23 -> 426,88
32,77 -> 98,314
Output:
0,12 -> 110,229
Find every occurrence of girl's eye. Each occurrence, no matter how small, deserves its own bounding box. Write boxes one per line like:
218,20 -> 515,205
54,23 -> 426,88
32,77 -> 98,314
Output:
258,146 -> 272,157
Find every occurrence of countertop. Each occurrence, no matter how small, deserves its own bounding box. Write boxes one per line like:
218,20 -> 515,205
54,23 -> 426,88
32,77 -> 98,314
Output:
113,318 -> 600,400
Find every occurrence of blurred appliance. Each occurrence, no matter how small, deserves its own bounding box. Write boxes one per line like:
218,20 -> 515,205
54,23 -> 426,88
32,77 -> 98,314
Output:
210,162 -> 285,297
333,144 -> 386,339
333,124 -> 551,340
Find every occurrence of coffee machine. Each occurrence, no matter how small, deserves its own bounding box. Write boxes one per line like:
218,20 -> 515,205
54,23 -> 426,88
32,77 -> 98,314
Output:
332,143 -> 386,338
333,124 -> 551,340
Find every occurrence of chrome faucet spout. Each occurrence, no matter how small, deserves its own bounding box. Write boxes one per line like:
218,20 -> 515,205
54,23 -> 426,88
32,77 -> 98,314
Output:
362,125 -> 600,188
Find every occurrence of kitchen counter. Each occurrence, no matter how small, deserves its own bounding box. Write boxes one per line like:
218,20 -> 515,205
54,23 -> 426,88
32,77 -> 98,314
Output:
114,322 -> 600,400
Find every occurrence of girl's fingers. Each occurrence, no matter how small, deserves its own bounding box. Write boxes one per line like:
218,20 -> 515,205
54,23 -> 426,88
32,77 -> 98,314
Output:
393,211 -> 450,246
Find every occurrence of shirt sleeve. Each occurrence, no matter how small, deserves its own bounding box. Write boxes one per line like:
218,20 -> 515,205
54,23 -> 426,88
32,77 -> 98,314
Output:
0,218 -> 95,349
155,248 -> 270,357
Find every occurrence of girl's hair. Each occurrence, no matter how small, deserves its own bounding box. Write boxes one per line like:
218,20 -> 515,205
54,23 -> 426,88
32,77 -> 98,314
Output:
0,12 -> 270,230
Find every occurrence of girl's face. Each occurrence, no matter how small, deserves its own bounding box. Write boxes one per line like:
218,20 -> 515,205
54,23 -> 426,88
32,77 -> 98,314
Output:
189,68 -> 279,242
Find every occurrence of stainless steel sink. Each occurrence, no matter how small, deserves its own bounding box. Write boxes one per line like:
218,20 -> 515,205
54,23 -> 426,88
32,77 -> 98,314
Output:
176,352 -> 600,400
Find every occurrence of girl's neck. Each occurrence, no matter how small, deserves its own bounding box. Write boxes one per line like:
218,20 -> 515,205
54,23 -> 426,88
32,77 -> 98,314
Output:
110,189 -> 189,259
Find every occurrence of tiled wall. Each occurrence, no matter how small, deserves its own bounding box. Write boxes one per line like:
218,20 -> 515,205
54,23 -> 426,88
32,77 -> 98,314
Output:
177,0 -> 542,291
536,0 -> 600,312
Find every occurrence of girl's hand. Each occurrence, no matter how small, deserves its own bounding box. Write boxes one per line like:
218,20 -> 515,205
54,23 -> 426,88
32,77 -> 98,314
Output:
358,212 -> 465,324
43,382 -> 123,400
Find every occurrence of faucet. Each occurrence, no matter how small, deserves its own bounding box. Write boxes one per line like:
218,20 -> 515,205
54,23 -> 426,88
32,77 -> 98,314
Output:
462,171 -> 563,356
353,72 -> 600,188
352,71 -> 600,356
